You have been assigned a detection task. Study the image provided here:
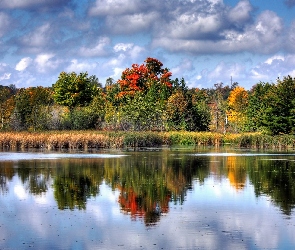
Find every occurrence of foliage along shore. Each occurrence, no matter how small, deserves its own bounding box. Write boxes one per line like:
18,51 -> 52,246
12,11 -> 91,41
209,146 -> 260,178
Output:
2,57 -> 295,137
1,131 -> 295,150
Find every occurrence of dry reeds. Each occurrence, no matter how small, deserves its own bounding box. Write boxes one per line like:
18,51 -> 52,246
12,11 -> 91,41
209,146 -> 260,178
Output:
0,131 -> 294,150
0,131 -> 124,150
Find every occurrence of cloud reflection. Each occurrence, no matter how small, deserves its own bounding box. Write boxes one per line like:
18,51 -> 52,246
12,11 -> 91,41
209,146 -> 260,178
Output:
0,152 -> 295,249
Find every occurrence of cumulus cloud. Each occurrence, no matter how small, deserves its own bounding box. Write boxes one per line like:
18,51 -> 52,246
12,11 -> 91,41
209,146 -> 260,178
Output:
249,54 -> 295,82
0,0 -> 294,89
66,59 -> 98,72
153,10 -> 283,55
34,53 -> 59,73
171,58 -> 194,76
15,57 -> 33,71
228,0 -> 253,26
88,0 -> 144,16
0,63 -> 12,83
208,61 -> 245,81
79,37 -> 111,57
105,12 -> 159,34
0,0 -> 70,11
19,23 -> 53,53
162,13 -> 223,40
0,73 -> 11,81
113,43 -> 134,52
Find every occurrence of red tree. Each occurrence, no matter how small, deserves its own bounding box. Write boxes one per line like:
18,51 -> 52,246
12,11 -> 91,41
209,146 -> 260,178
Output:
117,57 -> 172,98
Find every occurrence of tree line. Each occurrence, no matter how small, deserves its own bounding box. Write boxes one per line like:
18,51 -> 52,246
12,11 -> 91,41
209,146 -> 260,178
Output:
0,57 -> 294,135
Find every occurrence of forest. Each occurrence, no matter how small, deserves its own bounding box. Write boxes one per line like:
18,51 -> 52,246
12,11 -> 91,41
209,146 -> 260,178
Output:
0,57 -> 295,136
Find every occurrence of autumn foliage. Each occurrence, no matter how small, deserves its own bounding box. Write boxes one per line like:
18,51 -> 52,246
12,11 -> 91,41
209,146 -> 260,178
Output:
117,57 -> 172,98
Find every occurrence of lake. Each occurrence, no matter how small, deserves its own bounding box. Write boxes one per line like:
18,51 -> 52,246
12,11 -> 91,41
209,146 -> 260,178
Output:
0,147 -> 295,250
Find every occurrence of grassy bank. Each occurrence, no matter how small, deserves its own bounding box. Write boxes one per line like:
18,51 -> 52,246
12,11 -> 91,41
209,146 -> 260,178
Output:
0,131 -> 295,150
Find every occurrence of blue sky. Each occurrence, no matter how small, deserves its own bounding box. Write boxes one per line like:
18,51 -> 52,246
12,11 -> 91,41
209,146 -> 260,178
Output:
0,0 -> 295,89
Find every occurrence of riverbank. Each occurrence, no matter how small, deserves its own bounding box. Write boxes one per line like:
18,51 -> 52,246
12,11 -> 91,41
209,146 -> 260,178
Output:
1,131 -> 295,150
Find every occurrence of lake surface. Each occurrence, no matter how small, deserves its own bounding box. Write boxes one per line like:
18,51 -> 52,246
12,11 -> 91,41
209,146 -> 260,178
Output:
0,148 -> 295,250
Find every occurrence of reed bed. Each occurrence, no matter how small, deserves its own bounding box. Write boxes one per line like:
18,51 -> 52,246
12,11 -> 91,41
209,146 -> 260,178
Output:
0,131 -> 295,150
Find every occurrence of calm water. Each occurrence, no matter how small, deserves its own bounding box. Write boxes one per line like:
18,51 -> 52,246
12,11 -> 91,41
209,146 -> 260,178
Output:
0,148 -> 295,250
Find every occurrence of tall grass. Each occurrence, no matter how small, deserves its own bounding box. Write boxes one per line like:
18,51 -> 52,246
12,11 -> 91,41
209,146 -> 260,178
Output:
0,131 -> 295,150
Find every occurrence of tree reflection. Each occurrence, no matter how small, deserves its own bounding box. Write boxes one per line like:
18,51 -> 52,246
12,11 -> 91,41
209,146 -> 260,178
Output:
104,152 -> 209,225
0,161 -> 14,194
53,158 -> 104,210
248,159 -> 295,216
226,156 -> 247,190
17,161 -> 51,195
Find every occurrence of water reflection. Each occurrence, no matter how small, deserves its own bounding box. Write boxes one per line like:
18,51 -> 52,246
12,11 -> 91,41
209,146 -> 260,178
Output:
1,150 -> 295,249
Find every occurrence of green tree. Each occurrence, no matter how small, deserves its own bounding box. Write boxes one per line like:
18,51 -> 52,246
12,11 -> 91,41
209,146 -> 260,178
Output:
165,79 -> 210,131
52,72 -> 100,108
270,76 -> 295,134
247,77 -> 295,135
12,87 -> 53,131
0,85 -> 15,130
246,82 -> 274,132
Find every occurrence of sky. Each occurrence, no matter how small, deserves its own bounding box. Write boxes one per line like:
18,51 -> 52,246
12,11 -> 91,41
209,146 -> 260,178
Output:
0,0 -> 295,90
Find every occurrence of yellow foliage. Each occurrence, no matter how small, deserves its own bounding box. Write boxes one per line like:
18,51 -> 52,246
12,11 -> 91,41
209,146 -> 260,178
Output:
227,87 -> 249,131
228,86 -> 248,112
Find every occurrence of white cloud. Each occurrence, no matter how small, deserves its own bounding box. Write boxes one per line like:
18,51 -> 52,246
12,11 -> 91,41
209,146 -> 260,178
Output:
66,59 -> 98,72
249,54 -> 295,82
0,0 -> 69,9
228,0 -> 253,25
20,23 -> 52,53
15,57 -> 33,71
128,45 -> 146,60
264,55 -> 285,65
154,10 -> 283,55
208,61 -> 244,81
34,53 -> 58,73
0,73 -> 11,81
164,13 -> 223,40
113,43 -> 146,61
171,58 -> 194,75
105,12 -> 158,34
88,0 -> 141,16
79,37 -> 110,57
113,43 -> 134,52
